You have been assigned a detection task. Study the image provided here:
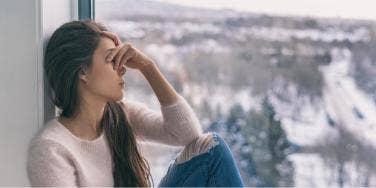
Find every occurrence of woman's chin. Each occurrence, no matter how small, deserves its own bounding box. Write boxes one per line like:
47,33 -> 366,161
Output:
115,91 -> 124,101
107,92 -> 124,102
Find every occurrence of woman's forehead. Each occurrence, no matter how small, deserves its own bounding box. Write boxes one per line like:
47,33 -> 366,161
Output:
98,37 -> 116,52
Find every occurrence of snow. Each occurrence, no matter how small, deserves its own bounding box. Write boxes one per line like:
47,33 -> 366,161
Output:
269,81 -> 334,146
238,26 -> 371,42
269,47 -> 376,187
135,45 -> 376,187
162,22 -> 222,40
180,39 -> 230,53
290,152 -> 376,187
99,3 -> 376,185
322,48 -> 376,147
290,154 -> 331,187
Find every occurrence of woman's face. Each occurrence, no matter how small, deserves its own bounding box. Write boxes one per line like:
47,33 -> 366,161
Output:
81,36 -> 126,102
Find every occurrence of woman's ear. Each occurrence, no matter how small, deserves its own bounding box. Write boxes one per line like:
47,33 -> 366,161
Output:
79,69 -> 89,84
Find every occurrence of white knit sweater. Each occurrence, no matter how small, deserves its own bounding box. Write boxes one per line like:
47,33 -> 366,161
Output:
27,95 -> 203,186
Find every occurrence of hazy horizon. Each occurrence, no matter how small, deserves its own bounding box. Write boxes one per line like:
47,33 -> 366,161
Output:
153,0 -> 376,21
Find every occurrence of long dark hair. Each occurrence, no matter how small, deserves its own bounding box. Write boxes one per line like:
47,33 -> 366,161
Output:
44,20 -> 153,187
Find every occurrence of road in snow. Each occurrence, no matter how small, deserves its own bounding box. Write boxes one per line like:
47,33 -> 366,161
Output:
322,48 -> 376,147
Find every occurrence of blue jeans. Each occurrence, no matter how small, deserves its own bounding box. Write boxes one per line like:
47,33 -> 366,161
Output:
158,132 -> 244,187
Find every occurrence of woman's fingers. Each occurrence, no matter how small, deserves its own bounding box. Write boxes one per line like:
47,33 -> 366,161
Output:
106,42 -> 145,71
120,48 -> 136,69
106,44 -> 122,62
119,64 -> 127,75
114,43 -> 132,70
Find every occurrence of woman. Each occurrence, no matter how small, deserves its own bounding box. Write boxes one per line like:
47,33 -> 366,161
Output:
27,20 -> 244,187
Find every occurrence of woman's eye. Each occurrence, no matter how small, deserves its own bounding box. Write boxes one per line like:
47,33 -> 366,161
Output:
105,56 -> 114,63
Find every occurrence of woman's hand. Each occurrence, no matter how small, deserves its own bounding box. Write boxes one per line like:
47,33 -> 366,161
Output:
101,31 -> 154,72
101,31 -> 180,106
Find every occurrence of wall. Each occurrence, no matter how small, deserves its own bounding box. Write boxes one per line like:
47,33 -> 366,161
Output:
0,0 -> 76,185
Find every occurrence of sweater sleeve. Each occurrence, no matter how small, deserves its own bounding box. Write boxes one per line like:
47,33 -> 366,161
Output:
120,94 -> 203,146
27,138 -> 77,187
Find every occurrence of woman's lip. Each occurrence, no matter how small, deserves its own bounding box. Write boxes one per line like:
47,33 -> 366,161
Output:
119,82 -> 125,85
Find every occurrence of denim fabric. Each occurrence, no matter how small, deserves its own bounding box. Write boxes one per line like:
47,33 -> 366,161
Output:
158,132 -> 244,187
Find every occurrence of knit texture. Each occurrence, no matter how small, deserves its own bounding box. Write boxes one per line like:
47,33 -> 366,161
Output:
27,95 -> 203,187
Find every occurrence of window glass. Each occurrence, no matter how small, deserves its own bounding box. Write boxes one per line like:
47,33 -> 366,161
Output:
96,0 -> 376,186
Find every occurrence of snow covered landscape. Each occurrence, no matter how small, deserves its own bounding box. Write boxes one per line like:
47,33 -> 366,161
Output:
96,0 -> 376,186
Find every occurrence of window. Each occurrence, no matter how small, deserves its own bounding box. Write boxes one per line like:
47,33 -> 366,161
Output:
78,0 -> 95,20
95,0 -> 376,186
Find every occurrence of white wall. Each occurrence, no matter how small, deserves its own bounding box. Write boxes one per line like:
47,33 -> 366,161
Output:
0,0 -> 76,185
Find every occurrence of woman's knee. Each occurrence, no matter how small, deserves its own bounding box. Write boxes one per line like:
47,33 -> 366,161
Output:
175,132 -> 220,164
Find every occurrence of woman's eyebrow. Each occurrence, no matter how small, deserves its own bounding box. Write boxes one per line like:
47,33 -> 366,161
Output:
105,48 -> 115,54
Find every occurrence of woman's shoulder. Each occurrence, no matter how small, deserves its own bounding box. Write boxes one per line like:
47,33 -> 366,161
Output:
27,134 -> 71,166
32,118 -> 56,136
27,120 -> 74,166
28,136 -> 66,155
28,119 -> 71,151
27,130 -> 75,185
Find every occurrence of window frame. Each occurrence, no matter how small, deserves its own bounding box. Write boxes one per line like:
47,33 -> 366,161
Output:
78,0 -> 95,20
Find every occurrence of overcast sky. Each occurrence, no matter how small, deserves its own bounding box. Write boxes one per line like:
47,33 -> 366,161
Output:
153,0 -> 376,21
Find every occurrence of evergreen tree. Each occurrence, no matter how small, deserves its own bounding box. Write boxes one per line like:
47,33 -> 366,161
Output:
207,100 -> 295,186
245,97 -> 294,186
207,103 -> 260,186
201,99 -> 214,121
